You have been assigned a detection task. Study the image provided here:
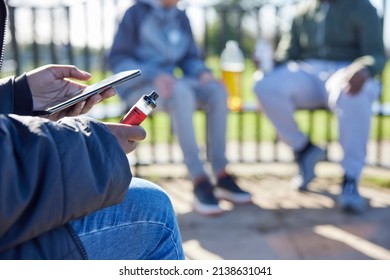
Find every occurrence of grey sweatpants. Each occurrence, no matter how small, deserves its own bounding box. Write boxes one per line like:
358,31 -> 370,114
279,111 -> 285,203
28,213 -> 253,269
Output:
254,59 -> 380,181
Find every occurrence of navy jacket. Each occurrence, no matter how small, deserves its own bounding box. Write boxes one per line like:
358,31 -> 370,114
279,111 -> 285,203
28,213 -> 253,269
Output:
0,0 -> 132,259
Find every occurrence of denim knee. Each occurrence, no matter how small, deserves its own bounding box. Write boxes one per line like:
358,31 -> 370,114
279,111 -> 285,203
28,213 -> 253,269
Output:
127,177 -> 176,222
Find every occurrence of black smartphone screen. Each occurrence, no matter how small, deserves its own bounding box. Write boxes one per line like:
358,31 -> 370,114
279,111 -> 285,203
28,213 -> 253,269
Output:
32,69 -> 141,116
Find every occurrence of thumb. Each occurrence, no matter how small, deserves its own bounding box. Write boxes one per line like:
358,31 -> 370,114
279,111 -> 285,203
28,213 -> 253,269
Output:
50,64 -> 92,81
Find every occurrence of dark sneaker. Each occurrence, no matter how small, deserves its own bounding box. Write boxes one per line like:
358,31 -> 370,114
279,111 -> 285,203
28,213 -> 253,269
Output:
215,174 -> 252,204
291,142 -> 326,191
337,176 -> 367,214
193,179 -> 223,216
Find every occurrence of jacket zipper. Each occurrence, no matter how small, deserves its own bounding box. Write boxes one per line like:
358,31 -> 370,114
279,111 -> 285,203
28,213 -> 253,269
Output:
65,223 -> 89,260
0,0 -> 7,69
316,2 -> 330,58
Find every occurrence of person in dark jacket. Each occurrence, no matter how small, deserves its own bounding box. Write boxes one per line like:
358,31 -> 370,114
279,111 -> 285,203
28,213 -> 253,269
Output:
253,0 -> 387,214
0,0 -> 184,260
108,0 -> 252,217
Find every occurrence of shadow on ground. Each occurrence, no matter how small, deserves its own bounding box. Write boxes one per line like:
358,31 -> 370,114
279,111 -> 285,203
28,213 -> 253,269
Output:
156,175 -> 390,260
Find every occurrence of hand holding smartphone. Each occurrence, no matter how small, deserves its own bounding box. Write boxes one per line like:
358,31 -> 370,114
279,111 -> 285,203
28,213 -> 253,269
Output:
33,69 -> 141,116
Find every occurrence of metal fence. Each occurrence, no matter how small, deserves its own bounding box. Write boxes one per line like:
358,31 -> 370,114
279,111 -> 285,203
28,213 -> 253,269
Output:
3,0 -> 390,169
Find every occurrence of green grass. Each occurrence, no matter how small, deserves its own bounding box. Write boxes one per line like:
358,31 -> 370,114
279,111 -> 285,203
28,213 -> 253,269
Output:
362,176 -> 390,190
381,62 -> 390,102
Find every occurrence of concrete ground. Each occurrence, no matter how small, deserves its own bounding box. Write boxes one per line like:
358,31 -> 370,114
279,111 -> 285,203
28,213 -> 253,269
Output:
136,162 -> 390,260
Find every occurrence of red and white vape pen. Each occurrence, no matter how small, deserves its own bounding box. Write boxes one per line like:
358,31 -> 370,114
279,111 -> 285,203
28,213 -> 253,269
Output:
120,91 -> 159,125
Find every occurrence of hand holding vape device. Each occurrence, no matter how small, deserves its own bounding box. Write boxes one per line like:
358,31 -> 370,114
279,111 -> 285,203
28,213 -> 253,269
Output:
120,91 -> 159,125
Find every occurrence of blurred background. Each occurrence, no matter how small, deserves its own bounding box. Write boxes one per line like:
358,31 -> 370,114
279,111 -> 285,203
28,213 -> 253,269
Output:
2,0 -> 389,169
3,0 -> 389,74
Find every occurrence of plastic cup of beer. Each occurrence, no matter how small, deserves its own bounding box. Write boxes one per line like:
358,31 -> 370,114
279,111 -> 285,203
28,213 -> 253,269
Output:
222,63 -> 244,112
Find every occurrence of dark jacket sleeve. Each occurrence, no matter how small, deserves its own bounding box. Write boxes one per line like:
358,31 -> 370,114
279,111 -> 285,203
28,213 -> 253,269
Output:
351,0 -> 386,77
177,11 -> 210,78
0,75 -> 33,115
274,12 -> 301,64
0,114 -> 132,252
108,6 -> 156,77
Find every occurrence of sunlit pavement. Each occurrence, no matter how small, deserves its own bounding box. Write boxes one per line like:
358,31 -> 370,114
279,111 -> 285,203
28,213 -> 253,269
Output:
135,162 -> 390,260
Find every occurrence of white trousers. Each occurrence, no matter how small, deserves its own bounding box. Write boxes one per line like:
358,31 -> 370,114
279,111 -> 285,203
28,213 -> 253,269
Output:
254,59 -> 381,180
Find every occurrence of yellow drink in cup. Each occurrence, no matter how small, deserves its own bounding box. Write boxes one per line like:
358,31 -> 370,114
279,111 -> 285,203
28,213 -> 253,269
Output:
220,41 -> 244,112
222,68 -> 243,112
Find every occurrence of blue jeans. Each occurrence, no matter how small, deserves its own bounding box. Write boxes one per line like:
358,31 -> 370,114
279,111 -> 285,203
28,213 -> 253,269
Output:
70,177 -> 185,260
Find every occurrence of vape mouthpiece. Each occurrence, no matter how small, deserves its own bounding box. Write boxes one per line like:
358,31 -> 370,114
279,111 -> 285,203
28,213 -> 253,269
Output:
143,91 -> 159,108
148,91 -> 159,101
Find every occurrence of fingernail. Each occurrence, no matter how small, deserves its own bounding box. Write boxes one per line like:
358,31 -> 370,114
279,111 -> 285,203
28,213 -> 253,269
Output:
79,101 -> 86,108
95,96 -> 102,104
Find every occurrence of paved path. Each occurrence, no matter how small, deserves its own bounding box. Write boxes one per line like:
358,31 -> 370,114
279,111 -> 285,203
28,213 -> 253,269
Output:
137,162 -> 390,260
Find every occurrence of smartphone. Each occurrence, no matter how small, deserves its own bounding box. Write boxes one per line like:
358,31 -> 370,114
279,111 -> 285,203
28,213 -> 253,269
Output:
32,69 -> 141,116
